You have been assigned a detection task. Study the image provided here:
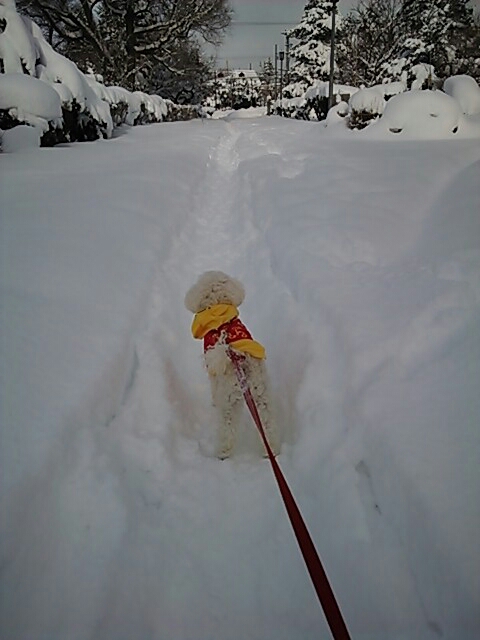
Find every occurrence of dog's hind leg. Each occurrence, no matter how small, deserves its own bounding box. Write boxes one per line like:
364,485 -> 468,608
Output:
216,397 -> 242,459
209,366 -> 242,459
247,359 -> 280,456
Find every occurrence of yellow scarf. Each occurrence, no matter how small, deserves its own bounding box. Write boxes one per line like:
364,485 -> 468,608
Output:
191,304 -> 266,359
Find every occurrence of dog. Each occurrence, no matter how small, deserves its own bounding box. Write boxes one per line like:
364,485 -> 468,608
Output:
185,271 -> 279,459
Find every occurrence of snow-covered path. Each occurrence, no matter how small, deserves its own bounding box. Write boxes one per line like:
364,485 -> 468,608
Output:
1,117 -> 480,639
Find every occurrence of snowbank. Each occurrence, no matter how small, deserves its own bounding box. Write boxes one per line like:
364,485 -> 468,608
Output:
219,106 -> 267,120
365,89 -> 468,139
0,123 -> 41,151
443,75 -> 480,116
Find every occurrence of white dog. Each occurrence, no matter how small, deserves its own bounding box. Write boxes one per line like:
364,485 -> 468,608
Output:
185,271 -> 279,459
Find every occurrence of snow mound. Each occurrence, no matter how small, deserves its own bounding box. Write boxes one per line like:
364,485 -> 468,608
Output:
443,75 -> 480,116
324,101 -> 349,128
367,89 -> 464,139
217,107 -> 267,120
349,87 -> 385,114
0,73 -> 62,131
0,123 -> 41,151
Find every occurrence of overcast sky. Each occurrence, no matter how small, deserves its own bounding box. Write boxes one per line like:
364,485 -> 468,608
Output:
209,0 -> 480,71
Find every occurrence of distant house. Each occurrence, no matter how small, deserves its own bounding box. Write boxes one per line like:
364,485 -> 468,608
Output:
229,70 -> 261,87
206,69 -> 262,110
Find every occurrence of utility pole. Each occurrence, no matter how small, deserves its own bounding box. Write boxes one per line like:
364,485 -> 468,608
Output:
328,0 -> 339,110
282,31 -> 290,85
274,44 -> 278,100
279,50 -> 285,116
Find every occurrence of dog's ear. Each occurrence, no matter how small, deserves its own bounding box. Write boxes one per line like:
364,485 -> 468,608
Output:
184,280 -> 202,313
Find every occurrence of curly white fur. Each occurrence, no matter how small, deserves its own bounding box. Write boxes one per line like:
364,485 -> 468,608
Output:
185,271 -> 279,459
185,270 -> 245,313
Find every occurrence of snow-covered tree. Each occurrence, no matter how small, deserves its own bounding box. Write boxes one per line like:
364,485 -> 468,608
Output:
338,0 -> 404,87
259,58 -> 275,94
380,0 -> 476,84
16,0 -> 232,95
284,0 -> 343,97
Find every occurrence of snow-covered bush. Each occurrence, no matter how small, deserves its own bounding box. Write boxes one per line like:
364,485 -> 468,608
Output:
133,92 -> 168,125
279,80 -> 357,121
0,73 -> 62,130
0,0 -> 113,144
372,82 -> 407,101
0,73 -> 63,147
1,1 -> 199,151
368,89 -> 462,138
324,100 -> 349,130
348,87 -> 385,129
443,75 -> 480,116
164,101 -> 202,122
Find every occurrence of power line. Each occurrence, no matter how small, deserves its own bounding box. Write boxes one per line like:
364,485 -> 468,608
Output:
231,21 -> 297,26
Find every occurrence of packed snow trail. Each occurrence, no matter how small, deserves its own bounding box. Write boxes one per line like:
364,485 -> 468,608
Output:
1,117 -> 479,640
94,121 -> 334,639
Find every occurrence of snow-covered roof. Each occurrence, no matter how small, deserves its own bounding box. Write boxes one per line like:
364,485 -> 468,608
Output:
230,69 -> 259,80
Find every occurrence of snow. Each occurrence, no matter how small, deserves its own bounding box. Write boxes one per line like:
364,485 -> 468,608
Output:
443,75 -> 480,116
349,87 -> 385,114
1,115 -> 480,640
304,80 -> 358,100
213,106 -> 267,120
0,0 -> 38,75
410,63 -> 436,90
372,81 -> 407,98
365,89 -> 468,139
0,4 -> 113,136
0,123 -> 41,151
0,72 -> 62,131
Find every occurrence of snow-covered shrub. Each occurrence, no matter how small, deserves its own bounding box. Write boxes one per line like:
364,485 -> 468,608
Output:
0,1 -> 113,142
443,75 -> 480,116
107,86 -> 141,126
133,92 -> 168,125
409,63 -> 437,90
324,100 -> 349,130
372,82 -> 407,101
0,73 -> 63,147
368,89 -> 462,138
280,80 -> 357,121
164,101 -> 201,122
348,87 -> 385,130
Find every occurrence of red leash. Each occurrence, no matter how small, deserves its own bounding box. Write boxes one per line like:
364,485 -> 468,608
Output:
228,348 -> 351,640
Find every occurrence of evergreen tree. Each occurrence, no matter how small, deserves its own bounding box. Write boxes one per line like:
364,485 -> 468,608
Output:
380,0 -> 476,84
258,58 -> 275,102
285,0 -> 343,97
